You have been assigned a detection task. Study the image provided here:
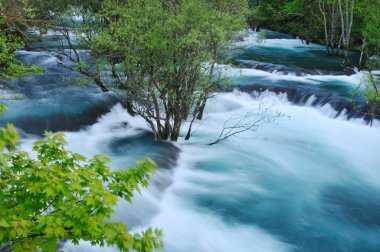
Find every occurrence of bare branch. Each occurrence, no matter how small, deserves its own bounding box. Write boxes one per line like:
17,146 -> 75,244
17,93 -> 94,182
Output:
208,105 -> 285,145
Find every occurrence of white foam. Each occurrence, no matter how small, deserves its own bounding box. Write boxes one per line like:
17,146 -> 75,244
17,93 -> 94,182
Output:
235,29 -> 322,51
63,149 -> 290,252
220,63 -> 365,86
17,89 -> 374,252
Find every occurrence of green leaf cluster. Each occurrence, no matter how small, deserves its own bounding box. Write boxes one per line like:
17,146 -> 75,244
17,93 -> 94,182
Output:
0,29 -> 43,80
362,73 -> 380,111
359,0 -> 380,65
350,72 -> 380,125
0,131 -> 162,251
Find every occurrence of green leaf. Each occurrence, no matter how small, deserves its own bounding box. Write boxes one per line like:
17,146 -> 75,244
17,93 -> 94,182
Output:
0,219 -> 9,228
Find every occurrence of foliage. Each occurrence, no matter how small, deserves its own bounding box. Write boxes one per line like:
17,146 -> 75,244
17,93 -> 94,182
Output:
356,0 -> 380,68
248,0 -> 319,39
0,29 -> 42,79
362,73 -> 380,108
55,0 -> 249,141
1,2 -> 163,251
361,73 -> 380,125
248,0 -> 380,68
0,130 -> 162,252
350,72 -> 380,126
0,2 -> 44,81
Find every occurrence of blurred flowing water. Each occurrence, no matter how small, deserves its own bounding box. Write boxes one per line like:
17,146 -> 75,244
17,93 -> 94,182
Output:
3,29 -> 380,252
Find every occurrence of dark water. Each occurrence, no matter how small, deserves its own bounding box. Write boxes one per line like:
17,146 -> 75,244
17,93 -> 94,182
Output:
1,50 -> 119,135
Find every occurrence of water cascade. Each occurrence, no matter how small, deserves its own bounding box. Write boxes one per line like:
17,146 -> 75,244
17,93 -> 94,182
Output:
3,29 -> 380,252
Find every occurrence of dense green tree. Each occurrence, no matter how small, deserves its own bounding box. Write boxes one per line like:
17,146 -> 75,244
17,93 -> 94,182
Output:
0,31 -> 41,79
357,0 -> 380,69
55,0 -> 248,141
0,1 -> 45,80
0,24 -> 42,79
247,0 -> 320,42
247,0 -> 374,66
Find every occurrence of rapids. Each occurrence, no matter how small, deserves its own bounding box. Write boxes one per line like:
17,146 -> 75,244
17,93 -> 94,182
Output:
3,29 -> 380,252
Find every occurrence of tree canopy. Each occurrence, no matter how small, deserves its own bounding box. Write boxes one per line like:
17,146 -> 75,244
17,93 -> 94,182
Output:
53,0 -> 249,141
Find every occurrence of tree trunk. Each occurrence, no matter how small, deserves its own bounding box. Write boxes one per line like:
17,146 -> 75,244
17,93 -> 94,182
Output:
184,125 -> 192,140
319,0 -> 331,55
185,114 -> 197,140
156,118 -> 171,141
94,76 -> 109,92
126,100 -> 135,116
338,0 -> 355,66
359,38 -> 366,70
170,123 -> 181,141
343,46 -> 352,66
196,101 -> 206,120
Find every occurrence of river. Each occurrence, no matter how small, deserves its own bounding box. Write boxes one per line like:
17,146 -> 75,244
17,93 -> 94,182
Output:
3,29 -> 380,252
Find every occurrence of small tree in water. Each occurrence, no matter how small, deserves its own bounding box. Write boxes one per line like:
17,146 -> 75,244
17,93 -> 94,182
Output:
351,72 -> 380,126
361,72 -> 380,126
54,0 -> 249,142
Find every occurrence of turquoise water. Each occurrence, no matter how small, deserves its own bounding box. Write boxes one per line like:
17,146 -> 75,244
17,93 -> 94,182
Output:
5,30 -> 380,251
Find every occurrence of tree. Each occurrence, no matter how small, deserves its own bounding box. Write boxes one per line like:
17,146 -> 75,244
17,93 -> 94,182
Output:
0,0 -> 46,80
0,129 -> 163,252
248,0 -> 321,44
55,0 -> 248,142
357,0 -> 380,69
350,0 -> 380,125
317,0 -> 342,55
54,7 -> 111,93
0,0 -> 33,40
0,29 -> 42,79
351,72 -> 380,126
247,0 -> 371,66
337,0 -> 355,66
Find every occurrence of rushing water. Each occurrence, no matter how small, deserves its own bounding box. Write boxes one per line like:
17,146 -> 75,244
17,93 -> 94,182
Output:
3,30 -> 380,252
